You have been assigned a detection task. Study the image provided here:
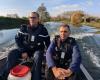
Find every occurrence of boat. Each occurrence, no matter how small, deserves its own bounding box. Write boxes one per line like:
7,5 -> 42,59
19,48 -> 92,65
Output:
0,55 -> 94,80
0,25 -> 95,80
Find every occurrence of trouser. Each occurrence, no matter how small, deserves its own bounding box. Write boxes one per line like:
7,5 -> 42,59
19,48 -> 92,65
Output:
31,51 -> 43,80
0,49 -> 20,80
0,49 -> 43,80
46,69 -> 79,80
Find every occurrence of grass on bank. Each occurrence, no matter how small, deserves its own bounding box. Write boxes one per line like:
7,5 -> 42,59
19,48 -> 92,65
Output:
82,22 -> 100,29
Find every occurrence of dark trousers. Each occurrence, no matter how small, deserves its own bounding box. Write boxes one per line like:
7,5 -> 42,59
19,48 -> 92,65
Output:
0,49 -> 20,80
0,49 -> 43,80
31,51 -> 43,80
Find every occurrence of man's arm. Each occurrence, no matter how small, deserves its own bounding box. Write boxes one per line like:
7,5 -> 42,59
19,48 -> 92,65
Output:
41,27 -> 50,48
46,40 -> 56,68
69,42 -> 81,73
15,25 -> 28,53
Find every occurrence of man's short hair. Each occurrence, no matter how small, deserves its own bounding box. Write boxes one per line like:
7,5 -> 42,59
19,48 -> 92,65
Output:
29,12 -> 39,18
60,24 -> 70,31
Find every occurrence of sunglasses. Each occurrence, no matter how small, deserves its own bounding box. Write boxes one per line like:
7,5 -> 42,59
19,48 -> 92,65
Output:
29,17 -> 37,19
60,31 -> 68,33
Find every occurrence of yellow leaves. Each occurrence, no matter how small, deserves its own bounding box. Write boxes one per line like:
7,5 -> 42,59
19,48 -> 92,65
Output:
71,12 -> 84,27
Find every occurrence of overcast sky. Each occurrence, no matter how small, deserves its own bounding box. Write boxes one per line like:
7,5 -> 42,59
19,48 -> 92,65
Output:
0,0 -> 100,17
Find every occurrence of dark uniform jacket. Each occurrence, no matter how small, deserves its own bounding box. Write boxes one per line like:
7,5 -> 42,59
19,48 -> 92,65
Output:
15,24 -> 50,54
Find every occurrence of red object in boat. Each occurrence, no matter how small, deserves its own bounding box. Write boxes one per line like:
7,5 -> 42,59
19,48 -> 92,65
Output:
10,65 -> 30,77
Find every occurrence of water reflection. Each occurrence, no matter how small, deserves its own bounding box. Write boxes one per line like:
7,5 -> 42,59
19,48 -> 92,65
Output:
0,32 -> 3,37
0,29 -> 18,44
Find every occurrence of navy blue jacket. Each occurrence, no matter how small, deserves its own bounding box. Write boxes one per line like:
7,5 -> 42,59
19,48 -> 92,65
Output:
15,24 -> 50,53
46,37 -> 81,73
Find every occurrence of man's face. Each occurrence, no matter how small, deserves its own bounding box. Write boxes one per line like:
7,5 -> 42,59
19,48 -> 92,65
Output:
29,13 -> 39,26
59,26 -> 70,41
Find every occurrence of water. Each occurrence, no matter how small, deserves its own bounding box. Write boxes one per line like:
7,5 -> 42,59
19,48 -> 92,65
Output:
70,25 -> 100,80
0,29 -> 18,59
0,29 -> 18,44
0,22 -> 100,80
45,22 -> 62,39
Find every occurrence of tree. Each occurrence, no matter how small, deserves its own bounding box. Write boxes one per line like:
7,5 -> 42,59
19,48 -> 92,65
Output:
37,3 -> 50,23
22,17 -> 28,20
71,11 -> 84,26
6,13 -> 19,18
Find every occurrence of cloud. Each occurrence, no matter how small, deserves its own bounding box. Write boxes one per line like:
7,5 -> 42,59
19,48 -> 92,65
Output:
34,0 -> 66,8
0,9 -> 20,17
86,0 -> 94,6
39,0 -> 64,5
87,12 -> 100,18
50,4 -> 83,17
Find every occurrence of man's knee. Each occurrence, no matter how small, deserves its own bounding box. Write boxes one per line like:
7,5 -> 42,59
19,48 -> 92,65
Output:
8,49 -> 20,59
7,49 -> 21,65
46,69 -> 55,80
67,72 -> 78,80
33,51 -> 43,60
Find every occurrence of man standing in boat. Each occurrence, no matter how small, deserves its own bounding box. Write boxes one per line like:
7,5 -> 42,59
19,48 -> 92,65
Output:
0,12 -> 50,80
46,24 -> 81,80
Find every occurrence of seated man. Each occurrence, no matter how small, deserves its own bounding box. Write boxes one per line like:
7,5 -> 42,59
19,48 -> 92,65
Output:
0,12 -> 50,80
46,24 -> 81,80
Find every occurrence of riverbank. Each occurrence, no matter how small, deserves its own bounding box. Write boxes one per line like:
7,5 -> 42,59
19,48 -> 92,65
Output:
0,17 -> 28,30
82,22 -> 100,29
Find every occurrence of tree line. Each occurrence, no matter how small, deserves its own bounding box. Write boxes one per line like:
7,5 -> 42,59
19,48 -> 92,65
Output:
0,16 -> 28,29
0,3 -> 100,29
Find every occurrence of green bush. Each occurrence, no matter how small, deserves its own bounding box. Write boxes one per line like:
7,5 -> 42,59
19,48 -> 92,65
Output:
0,17 -> 28,29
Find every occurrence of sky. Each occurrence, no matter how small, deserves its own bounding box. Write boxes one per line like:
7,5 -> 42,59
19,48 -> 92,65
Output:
0,0 -> 100,17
